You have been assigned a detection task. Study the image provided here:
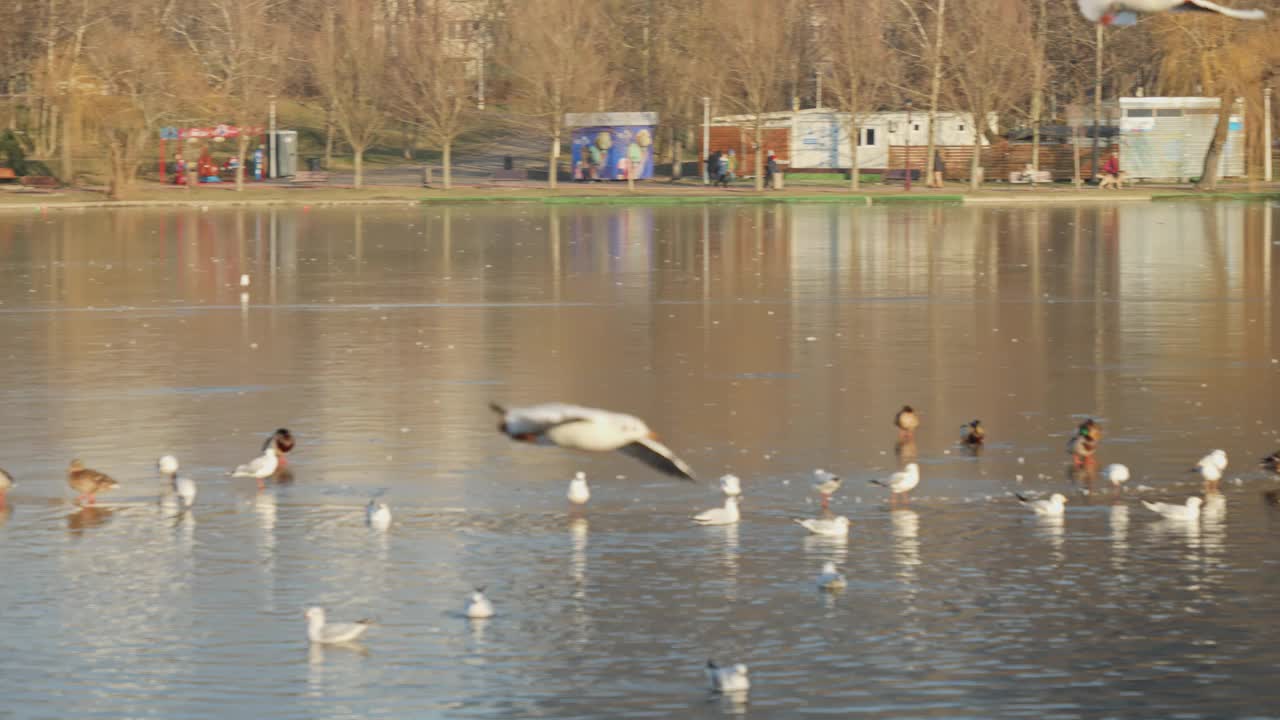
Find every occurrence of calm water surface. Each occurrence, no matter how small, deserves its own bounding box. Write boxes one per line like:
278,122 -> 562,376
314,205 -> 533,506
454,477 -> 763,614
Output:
1,201 -> 1279,719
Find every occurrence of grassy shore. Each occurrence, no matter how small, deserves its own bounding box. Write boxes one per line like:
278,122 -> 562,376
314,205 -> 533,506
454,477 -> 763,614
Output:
2,179 -> 1278,211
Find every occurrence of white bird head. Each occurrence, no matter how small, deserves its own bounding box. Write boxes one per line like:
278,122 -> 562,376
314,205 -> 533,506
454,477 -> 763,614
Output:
471,588 -> 487,602
157,455 -> 179,475
733,664 -> 749,677
304,607 -> 326,624
1209,449 -> 1228,469
821,561 -> 839,574
1187,497 -> 1205,509
904,463 -> 920,475
573,471 -> 586,482
1049,493 -> 1068,505
814,469 -> 838,482
1104,464 -> 1130,484
719,474 -> 742,496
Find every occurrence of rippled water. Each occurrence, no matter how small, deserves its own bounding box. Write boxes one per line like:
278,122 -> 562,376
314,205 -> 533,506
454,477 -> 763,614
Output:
1,201 -> 1279,718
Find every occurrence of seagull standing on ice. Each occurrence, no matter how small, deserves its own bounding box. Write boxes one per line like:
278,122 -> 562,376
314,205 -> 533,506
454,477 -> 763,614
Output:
816,561 -> 847,591
1142,496 -> 1204,521
465,588 -> 495,619
719,474 -> 742,497
567,471 -> 591,505
490,402 -> 695,481
304,607 -> 373,644
694,496 -> 740,526
367,499 -> 391,530
1077,0 -> 1266,25
1017,492 -> 1068,517
871,463 -> 920,505
1103,464 -> 1130,491
706,660 -> 750,693
811,469 -> 842,509
158,455 -> 196,508
231,446 -> 279,488
794,515 -> 850,536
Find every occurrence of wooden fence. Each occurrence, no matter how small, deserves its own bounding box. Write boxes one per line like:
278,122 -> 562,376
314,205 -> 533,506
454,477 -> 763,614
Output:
888,143 -> 1121,182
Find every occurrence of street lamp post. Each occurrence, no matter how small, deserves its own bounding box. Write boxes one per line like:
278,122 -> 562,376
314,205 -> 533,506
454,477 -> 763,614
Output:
904,99 -> 913,191
702,96 -> 711,185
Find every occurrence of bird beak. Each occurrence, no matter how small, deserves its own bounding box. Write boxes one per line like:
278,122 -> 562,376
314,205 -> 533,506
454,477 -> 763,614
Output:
1100,13 -> 1114,26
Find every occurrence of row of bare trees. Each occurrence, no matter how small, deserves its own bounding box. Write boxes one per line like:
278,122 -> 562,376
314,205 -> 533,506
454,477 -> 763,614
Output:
1,0 -> 1277,196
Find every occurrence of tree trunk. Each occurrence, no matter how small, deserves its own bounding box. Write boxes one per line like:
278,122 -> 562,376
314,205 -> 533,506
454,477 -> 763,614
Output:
324,100 -> 335,169
753,120 -> 764,191
235,134 -> 248,191
1092,23 -> 1103,180
671,128 -> 683,181
442,140 -> 452,190
850,122 -> 861,191
970,113 -> 983,191
59,99 -> 73,184
549,130 -> 559,189
353,145 -> 364,189
1195,96 -> 1233,191
1030,0 -> 1047,171
925,0 -> 946,183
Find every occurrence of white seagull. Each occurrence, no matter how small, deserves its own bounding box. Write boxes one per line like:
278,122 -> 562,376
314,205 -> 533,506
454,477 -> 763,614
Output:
1017,492 -> 1068,517
694,496 -> 740,526
706,660 -> 750,693
491,402 -> 694,481
1077,0 -> 1266,25
465,587 -> 495,619
231,446 -> 279,485
1143,496 -> 1203,522
1103,464 -> 1130,489
719,474 -> 742,497
816,561 -> 847,591
367,499 -> 391,530
567,471 -> 591,505
1197,449 -> 1228,472
811,469 -> 842,509
794,515 -> 851,536
1195,461 -> 1223,487
158,455 -> 197,507
871,463 -> 920,503
304,607 -> 372,644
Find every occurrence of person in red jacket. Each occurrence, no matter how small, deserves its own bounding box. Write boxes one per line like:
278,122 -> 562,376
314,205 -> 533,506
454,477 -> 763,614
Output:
1099,152 -> 1123,189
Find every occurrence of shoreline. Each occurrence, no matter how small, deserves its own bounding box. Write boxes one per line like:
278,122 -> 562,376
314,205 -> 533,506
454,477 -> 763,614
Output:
2,183 -> 1278,212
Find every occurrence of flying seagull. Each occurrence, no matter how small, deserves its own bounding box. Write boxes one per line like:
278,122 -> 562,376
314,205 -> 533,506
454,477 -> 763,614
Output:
1078,0 -> 1265,26
491,402 -> 695,481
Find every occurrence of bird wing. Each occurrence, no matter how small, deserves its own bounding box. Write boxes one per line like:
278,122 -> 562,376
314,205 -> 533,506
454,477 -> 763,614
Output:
320,621 -> 369,643
498,403 -> 596,437
1182,0 -> 1266,19
618,437 -> 695,481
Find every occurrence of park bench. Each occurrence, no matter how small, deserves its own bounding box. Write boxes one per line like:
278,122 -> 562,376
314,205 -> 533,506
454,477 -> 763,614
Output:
290,170 -> 330,185
19,175 -> 58,188
0,168 -> 17,183
1009,169 -> 1053,184
883,169 -> 922,182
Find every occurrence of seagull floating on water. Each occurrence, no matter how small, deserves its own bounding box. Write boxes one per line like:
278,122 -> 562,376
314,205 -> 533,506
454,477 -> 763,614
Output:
68,460 -> 119,505
719,474 -> 742,497
491,402 -> 694,481
871,463 -> 920,504
465,587 -> 495,619
794,515 -> 850,536
816,561 -> 847,591
304,607 -> 372,644
367,499 -> 391,530
694,496 -> 740,526
1017,492 -> 1068,517
706,660 -> 750,693
811,469 -> 842,509
1142,496 -> 1203,522
1103,464 -> 1130,490
567,471 -> 591,505
894,406 -> 919,442
1077,0 -> 1266,26
232,446 -> 280,487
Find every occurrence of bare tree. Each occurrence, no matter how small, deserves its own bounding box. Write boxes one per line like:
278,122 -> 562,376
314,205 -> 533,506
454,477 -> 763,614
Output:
501,0 -> 614,189
394,2 -> 476,190
945,0 -> 1034,189
312,0 -> 390,188
821,0 -> 893,191
712,0 -> 795,191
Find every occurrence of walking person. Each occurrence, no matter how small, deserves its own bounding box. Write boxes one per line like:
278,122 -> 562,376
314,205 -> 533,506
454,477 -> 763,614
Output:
764,150 -> 778,189
930,150 -> 945,188
1098,151 -> 1123,189
717,151 -> 731,187
706,149 -> 721,185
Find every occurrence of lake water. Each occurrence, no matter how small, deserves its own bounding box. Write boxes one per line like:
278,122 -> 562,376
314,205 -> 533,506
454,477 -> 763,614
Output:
1,200 -> 1279,719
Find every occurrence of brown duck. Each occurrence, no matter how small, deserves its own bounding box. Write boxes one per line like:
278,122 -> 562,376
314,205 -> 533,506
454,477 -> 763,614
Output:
960,420 -> 985,446
894,406 -> 920,442
1067,419 -> 1102,468
67,460 -> 119,505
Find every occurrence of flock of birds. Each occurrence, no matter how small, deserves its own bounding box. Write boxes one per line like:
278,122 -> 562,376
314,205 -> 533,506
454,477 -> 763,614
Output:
1,398 -> 1280,694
